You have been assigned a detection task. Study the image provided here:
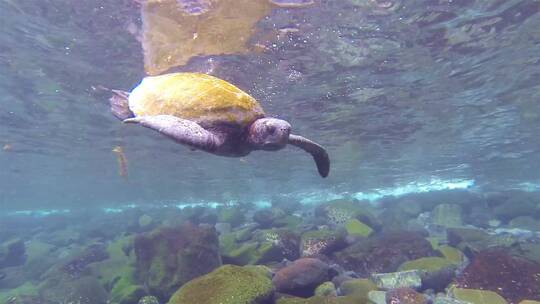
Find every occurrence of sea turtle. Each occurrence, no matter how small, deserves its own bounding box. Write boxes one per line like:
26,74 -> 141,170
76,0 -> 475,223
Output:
110,72 -> 330,177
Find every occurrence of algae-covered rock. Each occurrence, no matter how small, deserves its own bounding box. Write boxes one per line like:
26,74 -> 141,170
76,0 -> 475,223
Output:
314,281 -> 337,297
0,282 -> 40,304
432,204 -> 463,228
134,223 -> 221,301
339,278 -> 378,303
109,272 -> 147,304
168,264 -> 273,304
367,290 -> 386,304
509,216 -> 540,231
437,245 -> 466,264
274,215 -> 303,230
386,288 -> 427,304
221,229 -> 299,265
273,258 -> 330,297
276,295 -> 360,303
300,228 -> 347,257
217,207 -> 246,227
344,219 -> 373,237
316,199 -> 380,229
433,295 -> 470,304
398,257 -> 456,273
451,288 -> 507,304
138,214 -> 154,229
455,249 -> 540,303
398,257 -> 458,290
138,295 -> 160,304
0,238 -> 26,268
371,270 -> 423,290
334,231 -> 436,276
39,275 -> 109,304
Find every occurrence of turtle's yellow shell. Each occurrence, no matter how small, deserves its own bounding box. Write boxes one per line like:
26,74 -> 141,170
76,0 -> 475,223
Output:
128,73 -> 265,127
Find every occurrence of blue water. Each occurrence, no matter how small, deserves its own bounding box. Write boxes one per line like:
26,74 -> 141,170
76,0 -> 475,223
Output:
1,0 -> 539,212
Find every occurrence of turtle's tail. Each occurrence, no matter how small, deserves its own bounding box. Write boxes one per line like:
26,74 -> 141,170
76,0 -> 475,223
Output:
110,90 -> 135,121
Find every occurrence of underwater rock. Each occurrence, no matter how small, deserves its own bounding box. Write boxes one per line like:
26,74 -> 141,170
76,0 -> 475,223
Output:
134,223 -> 222,301
386,288 -> 428,304
371,270 -> 423,290
509,216 -> 540,231
492,194 -> 538,222
271,197 -> 303,214
254,229 -> 301,261
450,288 -> 507,304
273,258 -> 331,297
215,222 -> 232,235
338,278 -> 378,303
432,204 -> 463,228
89,235 -> 147,304
300,228 -> 347,257
314,281 -> 337,297
275,295 -> 361,303
398,257 -> 458,291
220,228 -> 299,265
0,239 -> 26,268
274,215 -> 304,230
368,290 -> 387,304
518,243 -> 540,264
138,296 -> 160,304
316,199 -> 380,229
334,231 -> 436,276
455,248 -> 540,303
38,227 -> 80,246
39,275 -> 109,304
446,228 -> 494,254
138,214 -> 154,229
436,245 -> 466,265
60,243 -> 109,278
217,207 -> 246,228
168,264 -> 273,304
344,219 -> 373,237
253,208 -> 286,228
432,295 -> 470,304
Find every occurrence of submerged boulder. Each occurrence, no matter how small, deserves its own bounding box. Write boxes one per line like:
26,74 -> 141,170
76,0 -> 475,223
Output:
300,228 -> 347,257
0,239 -> 26,268
455,249 -> 540,303
134,223 -> 221,301
273,258 -> 331,297
334,231 -> 436,276
168,264 -> 273,304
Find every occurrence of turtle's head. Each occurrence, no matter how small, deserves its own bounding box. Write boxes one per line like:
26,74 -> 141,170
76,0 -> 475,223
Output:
247,118 -> 291,150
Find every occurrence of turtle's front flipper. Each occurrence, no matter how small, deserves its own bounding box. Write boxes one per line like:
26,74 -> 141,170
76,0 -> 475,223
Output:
124,115 -> 222,152
288,134 -> 330,178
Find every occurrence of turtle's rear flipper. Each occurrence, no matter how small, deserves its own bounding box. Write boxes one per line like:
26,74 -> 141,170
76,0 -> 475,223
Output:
110,90 -> 134,120
288,134 -> 330,178
124,115 -> 222,153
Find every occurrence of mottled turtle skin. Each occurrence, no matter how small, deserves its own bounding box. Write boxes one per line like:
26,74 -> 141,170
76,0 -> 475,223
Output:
110,72 -> 330,177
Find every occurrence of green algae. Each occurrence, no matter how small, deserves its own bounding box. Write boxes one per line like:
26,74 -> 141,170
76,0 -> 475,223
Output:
398,257 -> 456,272
277,295 -> 362,304
314,281 -> 337,297
451,288 -> 507,304
345,219 -> 373,237
0,282 -> 39,303
437,245 -> 465,264
168,264 -> 273,304
339,278 -> 378,303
